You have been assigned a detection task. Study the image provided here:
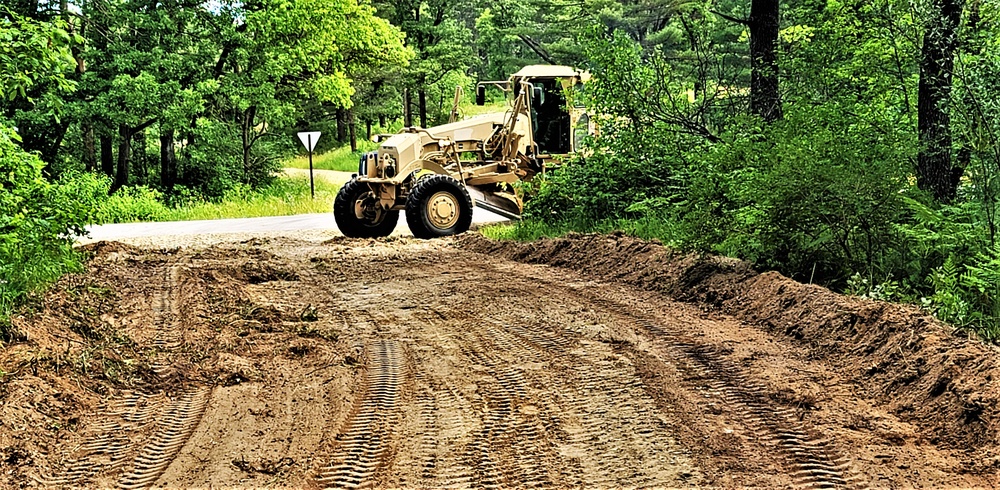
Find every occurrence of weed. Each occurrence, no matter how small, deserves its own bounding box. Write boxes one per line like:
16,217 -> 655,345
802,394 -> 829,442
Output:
91,176 -> 340,226
296,324 -> 338,342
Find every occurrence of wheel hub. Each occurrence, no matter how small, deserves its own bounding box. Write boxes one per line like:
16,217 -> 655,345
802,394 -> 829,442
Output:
355,197 -> 384,224
427,191 -> 459,229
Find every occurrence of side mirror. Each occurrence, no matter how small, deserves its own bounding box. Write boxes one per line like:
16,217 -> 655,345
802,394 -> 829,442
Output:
532,86 -> 545,106
475,84 -> 485,106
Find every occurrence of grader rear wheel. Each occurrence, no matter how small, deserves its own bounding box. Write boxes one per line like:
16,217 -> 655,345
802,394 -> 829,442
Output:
333,179 -> 399,238
405,175 -> 473,239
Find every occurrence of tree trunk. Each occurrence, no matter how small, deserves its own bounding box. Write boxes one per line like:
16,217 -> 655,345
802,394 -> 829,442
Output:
403,88 -> 412,127
366,119 -> 372,140
349,110 -> 357,152
82,122 -> 96,172
749,0 -> 781,122
241,106 -> 256,183
113,124 -> 131,192
100,133 -> 114,178
379,114 -> 386,128
160,128 -> 176,190
917,0 -> 962,202
336,108 -> 347,142
184,122 -> 196,176
134,130 -> 147,184
418,88 -> 428,128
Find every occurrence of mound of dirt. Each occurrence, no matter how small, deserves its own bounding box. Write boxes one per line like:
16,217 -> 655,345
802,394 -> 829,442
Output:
460,232 -> 1000,455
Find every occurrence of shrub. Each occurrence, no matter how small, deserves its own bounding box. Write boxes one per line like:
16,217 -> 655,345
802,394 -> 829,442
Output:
0,127 -> 93,339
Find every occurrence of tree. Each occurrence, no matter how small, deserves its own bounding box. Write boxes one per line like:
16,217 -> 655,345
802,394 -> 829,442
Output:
372,0 -> 473,127
749,0 -> 781,121
0,7 -> 80,167
209,0 -> 409,183
916,0 -> 963,202
0,13 -> 97,330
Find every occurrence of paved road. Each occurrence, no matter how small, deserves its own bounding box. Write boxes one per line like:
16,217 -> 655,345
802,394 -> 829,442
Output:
83,208 -> 508,242
81,170 -> 509,243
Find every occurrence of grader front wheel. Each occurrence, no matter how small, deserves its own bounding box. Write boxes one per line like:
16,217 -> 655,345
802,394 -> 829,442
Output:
405,175 -> 473,239
333,179 -> 399,238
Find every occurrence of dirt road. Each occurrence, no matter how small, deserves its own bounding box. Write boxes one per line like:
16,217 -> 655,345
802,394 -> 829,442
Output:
3,234 -> 1000,488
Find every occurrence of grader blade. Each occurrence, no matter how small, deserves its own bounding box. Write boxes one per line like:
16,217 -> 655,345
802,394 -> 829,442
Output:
467,187 -> 522,221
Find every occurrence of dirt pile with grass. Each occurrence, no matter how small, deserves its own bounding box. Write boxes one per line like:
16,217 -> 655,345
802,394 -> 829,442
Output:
460,232 -> 1000,461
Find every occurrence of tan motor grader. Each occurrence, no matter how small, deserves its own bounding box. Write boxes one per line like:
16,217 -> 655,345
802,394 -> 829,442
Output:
333,65 -> 592,238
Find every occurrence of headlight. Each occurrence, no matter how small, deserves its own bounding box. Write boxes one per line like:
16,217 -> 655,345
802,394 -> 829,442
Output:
380,154 -> 397,178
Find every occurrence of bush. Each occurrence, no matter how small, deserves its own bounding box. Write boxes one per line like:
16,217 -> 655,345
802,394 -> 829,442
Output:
696,104 -> 914,285
0,127 -> 95,339
96,185 -> 170,224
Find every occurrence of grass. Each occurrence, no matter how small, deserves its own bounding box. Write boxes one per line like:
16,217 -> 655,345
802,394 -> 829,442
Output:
94,176 -> 341,224
165,178 -> 339,221
285,140 -> 378,172
481,214 -> 683,247
455,100 -> 509,118
1,242 -> 83,342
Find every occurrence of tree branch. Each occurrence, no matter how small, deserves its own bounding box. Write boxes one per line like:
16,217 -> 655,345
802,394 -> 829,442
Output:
710,10 -> 749,26
133,117 -> 157,133
517,34 -> 557,65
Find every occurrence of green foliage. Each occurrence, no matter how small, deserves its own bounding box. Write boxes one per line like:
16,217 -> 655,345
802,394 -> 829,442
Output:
165,178 -> 339,221
483,214 -> 681,245
0,10 -> 78,101
97,186 -> 171,224
0,127 -> 94,339
702,103 -> 914,284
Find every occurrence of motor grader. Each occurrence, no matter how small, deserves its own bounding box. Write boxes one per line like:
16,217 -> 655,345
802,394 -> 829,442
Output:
333,65 -> 592,238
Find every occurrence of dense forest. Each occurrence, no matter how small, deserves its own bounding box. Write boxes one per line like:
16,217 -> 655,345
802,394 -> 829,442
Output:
4,0 -> 1000,339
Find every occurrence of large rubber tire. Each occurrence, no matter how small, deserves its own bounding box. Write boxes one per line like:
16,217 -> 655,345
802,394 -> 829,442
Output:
405,175 -> 473,239
333,179 -> 399,238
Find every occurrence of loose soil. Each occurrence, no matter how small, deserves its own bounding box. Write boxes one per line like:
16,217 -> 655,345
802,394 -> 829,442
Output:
1,232 -> 999,488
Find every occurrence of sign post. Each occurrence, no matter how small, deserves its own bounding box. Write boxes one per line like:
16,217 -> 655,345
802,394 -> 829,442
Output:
296,131 -> 322,199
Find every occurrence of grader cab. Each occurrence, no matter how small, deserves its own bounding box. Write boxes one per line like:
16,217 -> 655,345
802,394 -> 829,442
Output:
333,65 -> 592,238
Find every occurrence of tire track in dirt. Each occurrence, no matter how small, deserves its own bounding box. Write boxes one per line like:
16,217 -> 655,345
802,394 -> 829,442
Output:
389,342 -> 476,488
35,260 -> 213,489
523,269 -> 868,490
115,262 -> 212,490
457,332 -> 541,489
315,340 -> 403,488
665,338 -> 862,490
148,265 -> 184,378
410,305 -> 695,488
116,387 -> 212,489
635,316 -> 865,489
33,392 -> 169,486
482,312 -> 698,487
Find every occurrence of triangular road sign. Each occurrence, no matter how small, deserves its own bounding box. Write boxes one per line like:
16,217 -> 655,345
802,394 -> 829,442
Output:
297,131 -> 321,152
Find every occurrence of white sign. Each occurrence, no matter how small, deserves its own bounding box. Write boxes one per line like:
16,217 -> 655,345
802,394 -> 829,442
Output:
297,131 -> 321,152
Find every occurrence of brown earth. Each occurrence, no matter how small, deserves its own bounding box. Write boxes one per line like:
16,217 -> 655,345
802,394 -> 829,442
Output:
1,232 -> 999,488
